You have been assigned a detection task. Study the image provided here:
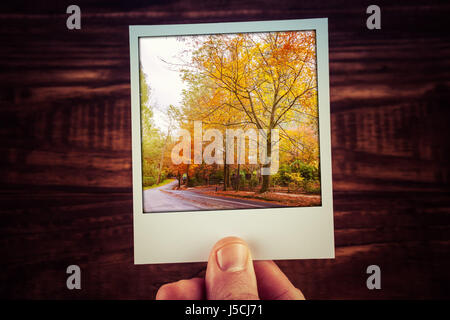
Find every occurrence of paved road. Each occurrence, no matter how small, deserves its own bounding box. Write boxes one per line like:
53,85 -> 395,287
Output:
143,180 -> 284,213
143,180 -> 204,213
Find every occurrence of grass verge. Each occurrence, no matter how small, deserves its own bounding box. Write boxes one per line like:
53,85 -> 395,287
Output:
143,179 -> 175,191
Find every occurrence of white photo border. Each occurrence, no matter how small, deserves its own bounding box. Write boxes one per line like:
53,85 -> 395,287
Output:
130,18 -> 334,264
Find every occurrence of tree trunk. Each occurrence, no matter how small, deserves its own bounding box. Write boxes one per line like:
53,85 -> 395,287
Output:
235,163 -> 240,191
235,139 -> 241,191
226,165 -> 231,189
177,170 -> 181,189
223,146 -> 227,191
156,155 -> 164,184
186,164 -> 190,186
260,171 -> 270,193
223,164 -> 227,191
259,131 -> 271,193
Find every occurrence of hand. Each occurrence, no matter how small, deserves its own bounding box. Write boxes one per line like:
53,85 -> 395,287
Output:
156,236 -> 305,300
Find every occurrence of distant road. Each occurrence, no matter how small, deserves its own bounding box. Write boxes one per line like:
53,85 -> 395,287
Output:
143,180 -> 284,213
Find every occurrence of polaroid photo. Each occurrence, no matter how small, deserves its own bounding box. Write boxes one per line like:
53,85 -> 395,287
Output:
129,18 -> 334,264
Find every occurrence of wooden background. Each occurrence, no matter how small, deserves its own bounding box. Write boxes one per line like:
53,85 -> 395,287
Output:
0,0 -> 449,299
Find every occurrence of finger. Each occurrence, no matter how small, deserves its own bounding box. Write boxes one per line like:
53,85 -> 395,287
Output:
156,277 -> 205,300
253,260 -> 305,300
206,236 -> 259,300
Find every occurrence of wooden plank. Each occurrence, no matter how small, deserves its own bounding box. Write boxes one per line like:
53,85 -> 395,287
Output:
0,0 -> 449,299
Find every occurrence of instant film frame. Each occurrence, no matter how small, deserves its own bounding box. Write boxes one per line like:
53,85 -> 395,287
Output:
130,18 -> 334,264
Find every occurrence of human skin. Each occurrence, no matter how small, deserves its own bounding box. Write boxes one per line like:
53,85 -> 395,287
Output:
156,236 -> 305,300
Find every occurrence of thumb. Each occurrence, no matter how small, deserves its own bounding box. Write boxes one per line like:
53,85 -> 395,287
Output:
205,237 -> 259,300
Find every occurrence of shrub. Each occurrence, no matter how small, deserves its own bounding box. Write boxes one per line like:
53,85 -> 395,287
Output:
160,171 -> 167,182
303,180 -> 321,194
187,177 -> 199,187
290,160 -> 319,181
273,164 -> 291,186
249,175 -> 259,190
287,172 -> 304,189
143,176 -> 156,187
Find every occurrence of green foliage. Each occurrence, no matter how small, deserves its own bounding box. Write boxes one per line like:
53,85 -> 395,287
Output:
143,176 -> 157,187
211,170 -> 224,180
142,159 -> 158,179
140,64 -> 153,136
160,171 -> 168,182
143,179 -> 173,190
142,159 -> 167,187
140,64 -> 150,107
290,160 -> 319,181
287,172 -> 304,189
271,160 -> 320,192
187,177 -> 199,187
234,171 -> 259,190
249,175 -> 259,189
273,164 -> 292,186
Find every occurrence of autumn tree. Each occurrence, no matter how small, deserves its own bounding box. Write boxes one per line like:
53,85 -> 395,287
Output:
181,31 -> 318,192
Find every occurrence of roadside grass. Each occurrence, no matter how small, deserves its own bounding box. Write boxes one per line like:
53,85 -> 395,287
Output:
143,179 -> 175,191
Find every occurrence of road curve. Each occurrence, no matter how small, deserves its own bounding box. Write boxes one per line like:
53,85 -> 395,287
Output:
143,180 -> 284,213
143,180 -> 205,213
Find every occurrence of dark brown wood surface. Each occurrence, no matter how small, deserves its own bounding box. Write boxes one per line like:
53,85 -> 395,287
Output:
0,0 -> 449,299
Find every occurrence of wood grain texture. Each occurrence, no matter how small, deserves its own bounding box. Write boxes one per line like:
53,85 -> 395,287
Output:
0,0 -> 449,299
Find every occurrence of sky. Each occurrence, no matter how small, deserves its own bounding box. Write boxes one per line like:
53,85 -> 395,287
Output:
139,36 -> 190,132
